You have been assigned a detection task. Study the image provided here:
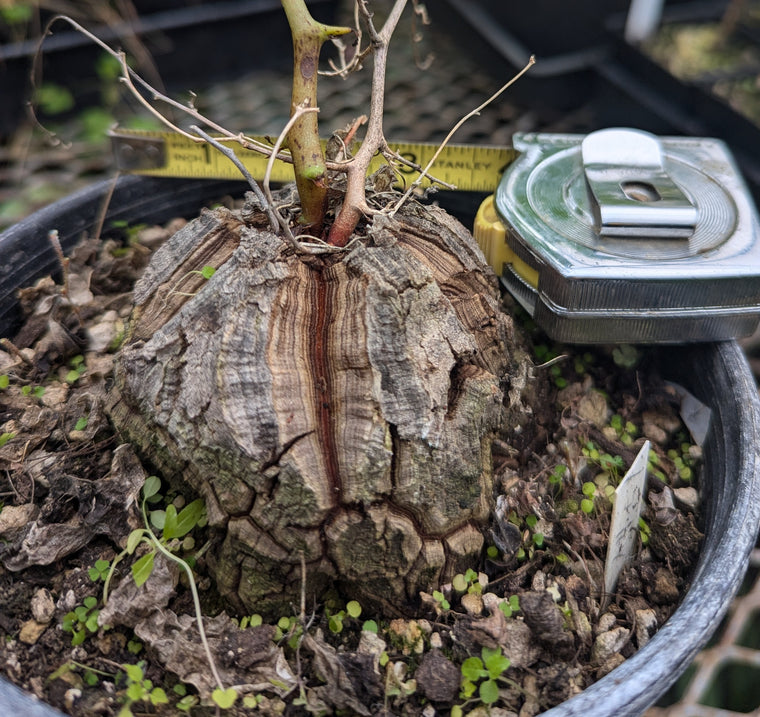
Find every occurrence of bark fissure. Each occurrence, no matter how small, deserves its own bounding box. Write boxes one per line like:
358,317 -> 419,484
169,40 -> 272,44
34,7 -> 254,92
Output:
309,266 -> 342,503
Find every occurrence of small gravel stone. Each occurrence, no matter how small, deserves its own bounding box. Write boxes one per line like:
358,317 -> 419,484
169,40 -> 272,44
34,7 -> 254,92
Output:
0,503 -> 37,532
674,486 -> 700,512
416,650 -> 461,704
635,609 -> 658,649
30,588 -> 55,624
596,612 -> 616,634
18,619 -> 47,645
591,626 -> 630,664
461,591 -> 484,616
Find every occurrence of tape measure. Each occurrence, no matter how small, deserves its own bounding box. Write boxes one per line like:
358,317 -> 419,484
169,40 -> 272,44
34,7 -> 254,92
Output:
109,128 -> 513,192
474,128 -> 760,344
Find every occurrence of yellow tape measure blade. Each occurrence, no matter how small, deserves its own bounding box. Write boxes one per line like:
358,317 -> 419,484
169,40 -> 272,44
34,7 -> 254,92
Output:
110,129 -> 515,192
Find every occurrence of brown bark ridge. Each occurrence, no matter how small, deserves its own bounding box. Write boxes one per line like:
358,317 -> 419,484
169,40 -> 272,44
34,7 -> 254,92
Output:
108,193 -> 531,616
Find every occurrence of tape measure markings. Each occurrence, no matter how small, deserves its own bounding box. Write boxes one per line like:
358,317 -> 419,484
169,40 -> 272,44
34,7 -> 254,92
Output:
110,129 -> 515,192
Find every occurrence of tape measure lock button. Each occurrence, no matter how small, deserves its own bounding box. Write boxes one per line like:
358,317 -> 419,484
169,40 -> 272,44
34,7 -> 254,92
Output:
484,127 -> 760,344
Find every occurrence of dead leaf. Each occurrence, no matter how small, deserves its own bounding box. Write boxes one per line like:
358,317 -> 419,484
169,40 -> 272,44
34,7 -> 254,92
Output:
303,630 -> 372,716
134,610 -> 294,699
0,445 -> 144,570
98,552 -> 179,629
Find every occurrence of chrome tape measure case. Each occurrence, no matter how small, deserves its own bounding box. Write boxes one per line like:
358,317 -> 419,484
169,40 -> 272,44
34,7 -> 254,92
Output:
474,128 -> 760,344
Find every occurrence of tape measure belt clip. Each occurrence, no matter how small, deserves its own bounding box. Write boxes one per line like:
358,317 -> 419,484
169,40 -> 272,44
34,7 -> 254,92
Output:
581,128 -> 698,239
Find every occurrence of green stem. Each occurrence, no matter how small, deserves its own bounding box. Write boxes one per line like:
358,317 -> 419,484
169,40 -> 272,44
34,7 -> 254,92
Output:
281,0 -> 350,229
140,498 -> 226,693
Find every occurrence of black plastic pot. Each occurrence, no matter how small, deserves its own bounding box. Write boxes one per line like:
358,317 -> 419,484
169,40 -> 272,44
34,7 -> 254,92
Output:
1,175 -> 760,716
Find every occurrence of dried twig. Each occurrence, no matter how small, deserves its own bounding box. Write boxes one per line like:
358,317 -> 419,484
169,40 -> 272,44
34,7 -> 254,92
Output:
389,55 -> 536,214
189,125 -> 279,233
262,103 -> 319,248
31,15 -> 281,160
326,0 -> 409,245
323,2 -> 370,77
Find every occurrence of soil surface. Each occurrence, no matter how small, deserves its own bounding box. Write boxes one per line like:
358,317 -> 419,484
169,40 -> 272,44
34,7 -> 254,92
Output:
0,200 -> 703,716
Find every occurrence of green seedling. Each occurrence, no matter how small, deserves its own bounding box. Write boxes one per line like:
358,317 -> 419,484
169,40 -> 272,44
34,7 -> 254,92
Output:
239,613 -> 264,630
326,599 -> 362,635
581,481 -> 597,514
106,477 -> 206,596
100,476 -> 231,707
459,646 -> 511,706
432,589 -> 450,611
0,374 -> 9,390
580,476 -> 616,514
172,683 -> 199,712
21,384 -> 45,399
167,265 -> 219,298
639,516 -> 651,546
62,596 -> 103,646
532,343 -> 557,364
582,440 -> 625,482
212,686 -> 238,710
275,614 -> 305,648
612,343 -> 640,369
504,510 -> 544,561
452,568 -> 485,595
525,514 -> 545,548
49,661 -> 110,691
0,431 -> 15,448
65,354 -> 86,384
648,450 -> 667,482
119,661 -> 169,717
108,220 -> 148,243
609,413 -> 638,446
667,434 -> 699,482
88,558 -> 111,582
362,619 -> 379,633
127,639 -> 143,655
573,351 -> 594,375
549,464 -> 567,487
498,594 -> 521,618
549,362 -> 567,389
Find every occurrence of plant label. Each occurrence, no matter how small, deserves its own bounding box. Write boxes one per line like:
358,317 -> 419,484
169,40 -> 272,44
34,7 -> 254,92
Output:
666,381 -> 711,447
604,440 -> 650,598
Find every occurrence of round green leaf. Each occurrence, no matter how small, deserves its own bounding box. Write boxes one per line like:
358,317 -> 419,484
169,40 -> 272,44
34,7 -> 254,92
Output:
346,600 -> 362,618
452,573 -> 468,593
143,476 -> 161,499
212,687 -> 238,709
479,678 -> 499,704
460,656 -> 485,682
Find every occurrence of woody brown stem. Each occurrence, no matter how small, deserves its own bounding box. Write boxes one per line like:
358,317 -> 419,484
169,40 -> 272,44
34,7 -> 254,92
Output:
327,0 -> 408,246
281,0 -> 350,230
